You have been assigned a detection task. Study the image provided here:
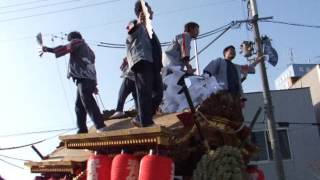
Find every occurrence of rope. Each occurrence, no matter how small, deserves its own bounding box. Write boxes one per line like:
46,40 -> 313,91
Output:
50,38 -> 75,122
97,94 -> 106,110
196,110 -> 245,134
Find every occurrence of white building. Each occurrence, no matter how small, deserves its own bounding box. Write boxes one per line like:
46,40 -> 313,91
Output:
243,88 -> 320,180
274,64 -> 317,90
291,65 -> 320,133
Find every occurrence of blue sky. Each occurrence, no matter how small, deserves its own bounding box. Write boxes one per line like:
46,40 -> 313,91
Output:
0,0 -> 319,179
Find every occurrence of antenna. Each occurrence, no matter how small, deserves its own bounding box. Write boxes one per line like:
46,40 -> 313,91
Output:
290,48 -> 294,64
287,48 -> 294,67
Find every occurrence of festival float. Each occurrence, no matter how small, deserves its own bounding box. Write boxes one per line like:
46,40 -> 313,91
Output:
54,69 -> 260,180
24,146 -> 91,180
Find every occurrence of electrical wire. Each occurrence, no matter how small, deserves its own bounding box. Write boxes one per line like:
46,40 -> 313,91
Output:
97,94 -> 106,110
50,39 -> 75,123
0,128 -> 75,138
240,0 -> 252,35
47,22 -> 236,50
261,20 -> 320,29
57,33 -> 76,104
190,23 -> 236,60
0,128 -> 76,151
0,154 -> 30,162
0,0 -> 121,23
0,33 -> 51,43
0,0 -> 86,15
100,22 -> 236,48
0,0 -> 50,9
0,140 -> 45,151
0,0 -> 238,43
155,0 -> 236,17
65,0 -> 238,38
0,158 -> 25,170
96,44 -> 126,49
98,41 -> 125,47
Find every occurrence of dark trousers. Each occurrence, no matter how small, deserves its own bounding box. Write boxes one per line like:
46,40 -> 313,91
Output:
75,79 -> 105,133
132,61 -> 163,126
152,69 -> 163,115
116,77 -> 136,112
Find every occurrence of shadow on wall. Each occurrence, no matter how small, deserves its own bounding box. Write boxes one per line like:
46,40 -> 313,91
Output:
313,101 -> 320,136
309,160 -> 320,179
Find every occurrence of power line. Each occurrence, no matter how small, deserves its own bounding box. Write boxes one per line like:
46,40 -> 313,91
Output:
0,128 -> 75,151
0,0 -> 237,43
71,0 -> 238,35
0,128 -> 75,138
155,0 -> 236,17
97,22 -> 237,48
0,0 -> 237,41
50,38 -> 76,123
0,140 -> 45,151
0,0 -> 50,9
0,154 -> 30,162
190,22 -> 236,60
261,20 -> 320,29
0,0 -> 121,23
58,34 -> 77,105
0,158 -> 25,170
197,22 -> 234,39
48,22 -> 236,49
3,21 -> 235,48
0,0 -> 87,15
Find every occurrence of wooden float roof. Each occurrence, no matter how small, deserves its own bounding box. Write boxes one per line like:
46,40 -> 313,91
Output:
25,147 -> 91,174
59,113 -> 182,151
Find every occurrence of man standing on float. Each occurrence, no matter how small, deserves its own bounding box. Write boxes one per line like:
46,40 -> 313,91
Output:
125,1 -> 163,127
41,31 -> 107,134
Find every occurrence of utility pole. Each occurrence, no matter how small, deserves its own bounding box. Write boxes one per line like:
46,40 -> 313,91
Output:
248,0 -> 286,180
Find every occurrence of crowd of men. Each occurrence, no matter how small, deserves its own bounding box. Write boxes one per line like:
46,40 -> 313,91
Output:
41,1 -> 259,134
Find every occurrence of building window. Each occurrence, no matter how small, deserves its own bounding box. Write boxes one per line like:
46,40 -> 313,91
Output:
251,131 -> 268,161
251,129 -> 292,161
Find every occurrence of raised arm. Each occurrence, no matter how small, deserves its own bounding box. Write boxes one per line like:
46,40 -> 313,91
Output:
42,39 -> 83,58
241,55 -> 265,74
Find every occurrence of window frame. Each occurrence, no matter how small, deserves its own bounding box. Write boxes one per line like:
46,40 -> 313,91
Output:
250,128 -> 292,164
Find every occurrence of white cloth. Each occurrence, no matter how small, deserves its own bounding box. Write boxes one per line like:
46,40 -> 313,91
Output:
161,67 -> 222,113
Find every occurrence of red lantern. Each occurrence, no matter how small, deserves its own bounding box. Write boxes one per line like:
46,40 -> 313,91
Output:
246,165 -> 265,180
87,154 -> 112,180
111,153 -> 140,180
138,153 -> 174,180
